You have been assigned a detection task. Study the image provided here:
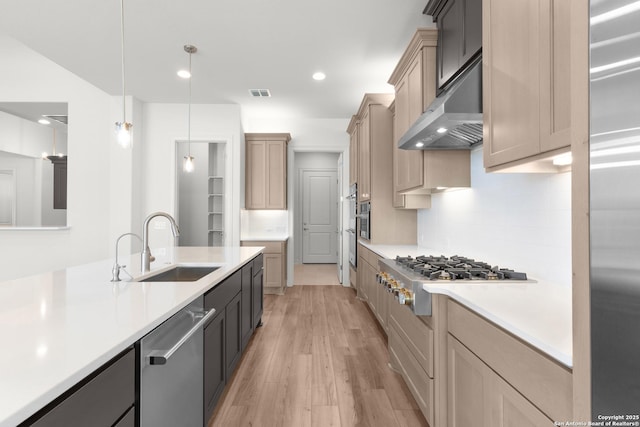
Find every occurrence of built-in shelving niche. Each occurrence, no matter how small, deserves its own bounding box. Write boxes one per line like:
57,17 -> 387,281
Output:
177,142 -> 226,246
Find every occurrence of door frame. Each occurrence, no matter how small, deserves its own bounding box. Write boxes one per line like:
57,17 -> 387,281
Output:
288,145 -> 350,287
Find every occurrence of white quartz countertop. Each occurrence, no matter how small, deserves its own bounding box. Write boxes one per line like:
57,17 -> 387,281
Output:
0,246 -> 262,427
360,243 -> 573,368
240,235 -> 289,242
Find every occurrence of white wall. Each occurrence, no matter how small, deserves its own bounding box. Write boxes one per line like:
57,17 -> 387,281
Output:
141,103 -> 243,250
0,36 -> 119,281
417,147 -> 572,286
244,117 -> 350,285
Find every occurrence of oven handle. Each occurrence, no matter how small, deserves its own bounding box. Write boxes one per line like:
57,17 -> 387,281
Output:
346,228 -> 356,234
147,308 -> 216,365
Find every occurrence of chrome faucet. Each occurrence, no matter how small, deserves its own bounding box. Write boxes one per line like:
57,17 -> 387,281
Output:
141,212 -> 180,274
111,232 -> 142,282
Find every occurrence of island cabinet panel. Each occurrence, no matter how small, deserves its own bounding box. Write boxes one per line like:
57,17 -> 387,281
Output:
251,254 -> 264,327
483,0 -> 571,172
204,312 -> 225,422
25,348 -> 135,427
240,261 -> 253,349
225,292 -> 242,379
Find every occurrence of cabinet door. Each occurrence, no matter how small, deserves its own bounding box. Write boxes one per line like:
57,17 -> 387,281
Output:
266,140 -> 286,209
488,374 -> 555,427
365,260 -> 378,318
483,0 -> 541,168
539,0 -> 571,153
225,292 -> 243,379
438,0 -> 463,89
252,256 -> 264,328
263,253 -> 282,290
241,262 -> 253,350
246,140 -> 267,208
358,112 -> 371,201
204,312 -> 225,423
447,335 -> 491,427
349,126 -> 359,185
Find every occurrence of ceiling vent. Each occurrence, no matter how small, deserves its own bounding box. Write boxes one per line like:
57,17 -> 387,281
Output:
43,115 -> 68,125
249,89 -> 271,97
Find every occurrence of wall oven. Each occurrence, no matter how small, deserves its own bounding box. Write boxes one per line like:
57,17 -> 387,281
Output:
358,201 -> 370,240
347,184 -> 357,268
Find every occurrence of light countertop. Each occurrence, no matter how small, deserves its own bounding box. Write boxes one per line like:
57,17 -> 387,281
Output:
240,235 -> 289,242
0,246 -> 262,427
359,242 -> 573,368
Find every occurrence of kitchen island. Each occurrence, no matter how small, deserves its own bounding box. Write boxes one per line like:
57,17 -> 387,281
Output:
0,246 -> 262,427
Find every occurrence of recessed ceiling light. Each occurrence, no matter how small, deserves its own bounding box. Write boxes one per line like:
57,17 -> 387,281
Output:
177,69 -> 191,79
312,72 -> 326,81
38,119 -> 50,125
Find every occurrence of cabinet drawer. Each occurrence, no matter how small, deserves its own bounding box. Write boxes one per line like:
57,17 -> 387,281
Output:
366,248 -> 381,268
389,322 -> 434,425
30,348 -> 135,427
242,240 -> 283,254
252,254 -> 263,275
389,300 -> 434,377
205,269 -> 242,313
447,300 -> 572,422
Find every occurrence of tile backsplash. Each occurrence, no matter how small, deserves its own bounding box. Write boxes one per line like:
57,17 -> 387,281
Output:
417,148 -> 571,286
240,209 -> 289,239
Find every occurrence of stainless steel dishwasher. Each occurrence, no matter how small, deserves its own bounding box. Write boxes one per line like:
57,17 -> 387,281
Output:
140,295 -> 215,427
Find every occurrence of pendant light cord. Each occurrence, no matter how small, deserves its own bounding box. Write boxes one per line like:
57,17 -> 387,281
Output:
188,50 -> 192,155
120,0 -> 126,123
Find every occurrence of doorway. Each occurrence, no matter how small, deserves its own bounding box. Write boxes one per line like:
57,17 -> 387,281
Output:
301,168 -> 338,263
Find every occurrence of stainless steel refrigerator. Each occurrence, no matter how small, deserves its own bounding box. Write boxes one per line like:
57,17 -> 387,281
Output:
590,0 -> 640,417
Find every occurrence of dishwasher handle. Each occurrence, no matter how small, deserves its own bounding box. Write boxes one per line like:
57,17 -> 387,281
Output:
147,308 -> 216,365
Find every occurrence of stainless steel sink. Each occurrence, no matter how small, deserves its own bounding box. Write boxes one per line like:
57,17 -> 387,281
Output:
138,266 -> 220,282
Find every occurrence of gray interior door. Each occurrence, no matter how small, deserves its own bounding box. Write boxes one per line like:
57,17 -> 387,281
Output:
302,169 -> 338,264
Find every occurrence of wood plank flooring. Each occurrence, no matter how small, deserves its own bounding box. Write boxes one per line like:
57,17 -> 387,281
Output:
293,264 -> 341,286
208,286 -> 429,427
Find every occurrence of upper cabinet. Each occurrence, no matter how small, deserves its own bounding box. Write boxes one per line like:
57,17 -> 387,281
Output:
425,0 -> 483,91
348,118 -> 359,186
483,0 -> 571,172
245,133 -> 291,210
388,28 -> 470,197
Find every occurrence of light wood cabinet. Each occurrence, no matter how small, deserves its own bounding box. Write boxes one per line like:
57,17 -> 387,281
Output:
242,240 -> 287,295
245,133 -> 291,209
447,300 -> 572,423
347,94 -> 418,244
448,335 -> 555,427
388,28 -> 471,196
348,120 -> 359,186
483,0 -> 571,172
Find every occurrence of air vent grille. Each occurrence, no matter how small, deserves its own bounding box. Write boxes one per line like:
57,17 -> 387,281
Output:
249,89 -> 271,97
43,115 -> 68,125
448,123 -> 483,145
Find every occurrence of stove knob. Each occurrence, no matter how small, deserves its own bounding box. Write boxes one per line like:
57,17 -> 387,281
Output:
398,289 -> 414,306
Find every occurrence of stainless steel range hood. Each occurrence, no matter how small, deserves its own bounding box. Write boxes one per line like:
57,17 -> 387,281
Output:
399,58 -> 483,150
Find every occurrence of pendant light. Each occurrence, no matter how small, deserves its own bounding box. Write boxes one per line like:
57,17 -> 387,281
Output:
42,128 -> 67,162
183,44 -> 197,173
114,0 -> 132,148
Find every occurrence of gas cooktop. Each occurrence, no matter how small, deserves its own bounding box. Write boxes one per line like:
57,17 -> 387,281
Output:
392,255 -> 529,282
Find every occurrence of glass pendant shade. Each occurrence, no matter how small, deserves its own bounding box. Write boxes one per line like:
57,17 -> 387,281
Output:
183,155 -> 195,173
115,121 -> 132,148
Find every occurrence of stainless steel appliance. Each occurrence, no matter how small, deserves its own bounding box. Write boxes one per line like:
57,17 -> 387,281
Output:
347,184 -> 357,268
140,296 -> 216,427
358,201 -> 370,240
378,255 -> 532,315
590,0 -> 640,416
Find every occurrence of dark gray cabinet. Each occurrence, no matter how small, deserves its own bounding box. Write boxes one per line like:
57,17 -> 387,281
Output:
204,311 -> 225,422
425,0 -> 482,90
252,254 -> 264,328
225,292 -> 242,379
22,348 -> 135,427
240,262 -> 253,349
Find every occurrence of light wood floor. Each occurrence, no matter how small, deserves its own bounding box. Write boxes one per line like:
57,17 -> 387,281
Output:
294,263 -> 341,286
209,286 -> 428,427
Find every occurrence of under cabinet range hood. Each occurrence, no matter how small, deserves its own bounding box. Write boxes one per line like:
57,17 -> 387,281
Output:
399,58 -> 483,150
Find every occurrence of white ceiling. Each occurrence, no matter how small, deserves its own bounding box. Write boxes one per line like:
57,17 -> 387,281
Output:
0,0 -> 434,120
